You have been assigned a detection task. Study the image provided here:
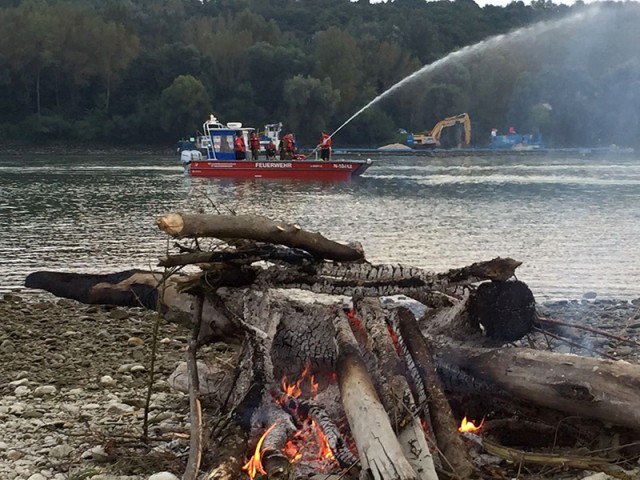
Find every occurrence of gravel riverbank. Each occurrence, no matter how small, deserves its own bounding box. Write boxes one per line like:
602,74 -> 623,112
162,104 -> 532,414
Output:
1,293 -> 639,480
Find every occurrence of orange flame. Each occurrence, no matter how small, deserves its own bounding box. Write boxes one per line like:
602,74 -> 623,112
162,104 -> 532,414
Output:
242,423 -> 276,479
284,440 -> 302,463
313,420 -> 336,461
281,363 -> 318,400
281,375 -> 302,398
458,416 -> 485,433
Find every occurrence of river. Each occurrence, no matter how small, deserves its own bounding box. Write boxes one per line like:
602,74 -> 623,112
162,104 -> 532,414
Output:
1,152 -> 639,302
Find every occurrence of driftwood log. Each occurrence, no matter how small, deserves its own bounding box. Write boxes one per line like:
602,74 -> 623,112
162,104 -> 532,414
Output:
24,212 -> 640,480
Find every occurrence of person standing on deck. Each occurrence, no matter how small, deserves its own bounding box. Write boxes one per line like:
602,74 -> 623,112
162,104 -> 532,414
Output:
319,131 -> 332,161
249,131 -> 261,160
266,140 -> 277,160
234,131 -> 246,160
283,132 -> 295,160
278,137 -> 287,160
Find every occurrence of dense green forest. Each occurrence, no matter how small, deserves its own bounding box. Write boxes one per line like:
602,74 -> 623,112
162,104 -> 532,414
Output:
1,0 -> 639,148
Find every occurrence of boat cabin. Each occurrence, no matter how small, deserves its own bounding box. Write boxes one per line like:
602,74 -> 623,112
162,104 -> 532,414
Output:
195,115 -> 254,160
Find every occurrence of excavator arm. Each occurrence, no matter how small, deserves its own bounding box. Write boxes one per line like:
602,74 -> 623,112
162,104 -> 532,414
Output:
430,113 -> 471,147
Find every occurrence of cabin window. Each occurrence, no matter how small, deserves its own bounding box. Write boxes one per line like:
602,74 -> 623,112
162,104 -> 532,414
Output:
211,134 -> 234,154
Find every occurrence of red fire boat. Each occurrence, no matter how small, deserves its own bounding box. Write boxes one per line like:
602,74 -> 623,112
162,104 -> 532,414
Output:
180,115 -> 373,180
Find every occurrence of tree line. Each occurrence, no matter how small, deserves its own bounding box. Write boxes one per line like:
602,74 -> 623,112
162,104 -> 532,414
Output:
1,0 -> 639,149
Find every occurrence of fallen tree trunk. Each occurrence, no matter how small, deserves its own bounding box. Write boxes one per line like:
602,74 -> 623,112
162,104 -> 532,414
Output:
439,344 -> 640,431
156,213 -> 365,262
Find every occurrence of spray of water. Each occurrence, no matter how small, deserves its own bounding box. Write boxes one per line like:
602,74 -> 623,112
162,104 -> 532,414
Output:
327,6 -> 600,142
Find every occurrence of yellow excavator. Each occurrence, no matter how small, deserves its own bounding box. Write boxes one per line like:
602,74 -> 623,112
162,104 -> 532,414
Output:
409,113 -> 471,148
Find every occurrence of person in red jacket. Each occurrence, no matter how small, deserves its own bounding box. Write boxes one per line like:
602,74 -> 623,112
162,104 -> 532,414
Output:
249,131 -> 261,160
282,133 -> 295,160
234,131 -> 246,160
266,140 -> 277,160
319,130 -> 332,161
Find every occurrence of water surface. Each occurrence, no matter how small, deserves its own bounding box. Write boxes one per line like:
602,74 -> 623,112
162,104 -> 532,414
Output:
1,153 -> 639,301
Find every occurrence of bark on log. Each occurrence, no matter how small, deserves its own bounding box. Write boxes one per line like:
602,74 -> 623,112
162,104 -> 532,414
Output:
440,344 -> 640,430
333,310 -> 418,480
24,270 -> 187,311
156,213 -> 364,262
394,307 -> 475,479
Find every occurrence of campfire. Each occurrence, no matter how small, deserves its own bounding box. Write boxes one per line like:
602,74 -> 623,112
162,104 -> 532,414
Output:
25,213 -> 640,480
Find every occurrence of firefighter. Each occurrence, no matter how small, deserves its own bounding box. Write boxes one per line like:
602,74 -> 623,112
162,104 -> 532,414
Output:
234,131 -> 246,160
283,132 -> 295,160
266,140 -> 277,160
249,131 -> 261,160
319,130 -> 332,161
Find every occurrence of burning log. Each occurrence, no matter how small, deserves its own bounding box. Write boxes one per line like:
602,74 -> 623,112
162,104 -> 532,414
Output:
439,344 -> 640,431
333,309 -> 420,480
291,398 -> 357,468
354,298 -> 438,480
394,307 -> 475,479
231,290 -> 297,480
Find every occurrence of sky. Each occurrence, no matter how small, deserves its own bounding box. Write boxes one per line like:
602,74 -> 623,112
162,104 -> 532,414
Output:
368,0 -> 601,9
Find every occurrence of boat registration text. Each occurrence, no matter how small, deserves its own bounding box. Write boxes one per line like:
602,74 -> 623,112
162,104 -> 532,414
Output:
256,162 -> 293,168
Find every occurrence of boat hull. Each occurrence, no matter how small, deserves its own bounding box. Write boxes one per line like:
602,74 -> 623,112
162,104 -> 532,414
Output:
187,159 -> 372,180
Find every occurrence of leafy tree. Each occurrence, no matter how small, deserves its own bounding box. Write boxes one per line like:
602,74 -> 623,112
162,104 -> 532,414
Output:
96,21 -> 140,111
0,2 -> 63,114
314,26 -> 363,117
247,42 -> 312,119
158,74 -> 211,139
282,75 -> 340,144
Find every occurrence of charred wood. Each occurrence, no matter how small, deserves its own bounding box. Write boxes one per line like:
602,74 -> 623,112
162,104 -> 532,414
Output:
159,244 -> 315,268
293,398 -> 357,468
355,298 -> 438,480
467,280 -> 536,342
333,309 -> 418,480
440,344 -> 640,431
395,307 -> 475,479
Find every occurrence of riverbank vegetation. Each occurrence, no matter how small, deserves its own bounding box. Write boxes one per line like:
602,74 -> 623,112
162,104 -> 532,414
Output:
1,0 -> 639,148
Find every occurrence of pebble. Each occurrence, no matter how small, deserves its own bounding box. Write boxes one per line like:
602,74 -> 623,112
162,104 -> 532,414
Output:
81,445 -> 110,462
100,375 -> 117,386
49,444 -> 73,458
33,385 -> 56,397
15,385 -> 31,396
1,339 -> 16,353
127,336 -> 145,346
148,473 -> 180,480
26,474 -> 47,480
9,378 -> 30,387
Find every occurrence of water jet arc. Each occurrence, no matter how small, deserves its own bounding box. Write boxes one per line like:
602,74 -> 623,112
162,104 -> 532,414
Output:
326,8 -> 598,144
